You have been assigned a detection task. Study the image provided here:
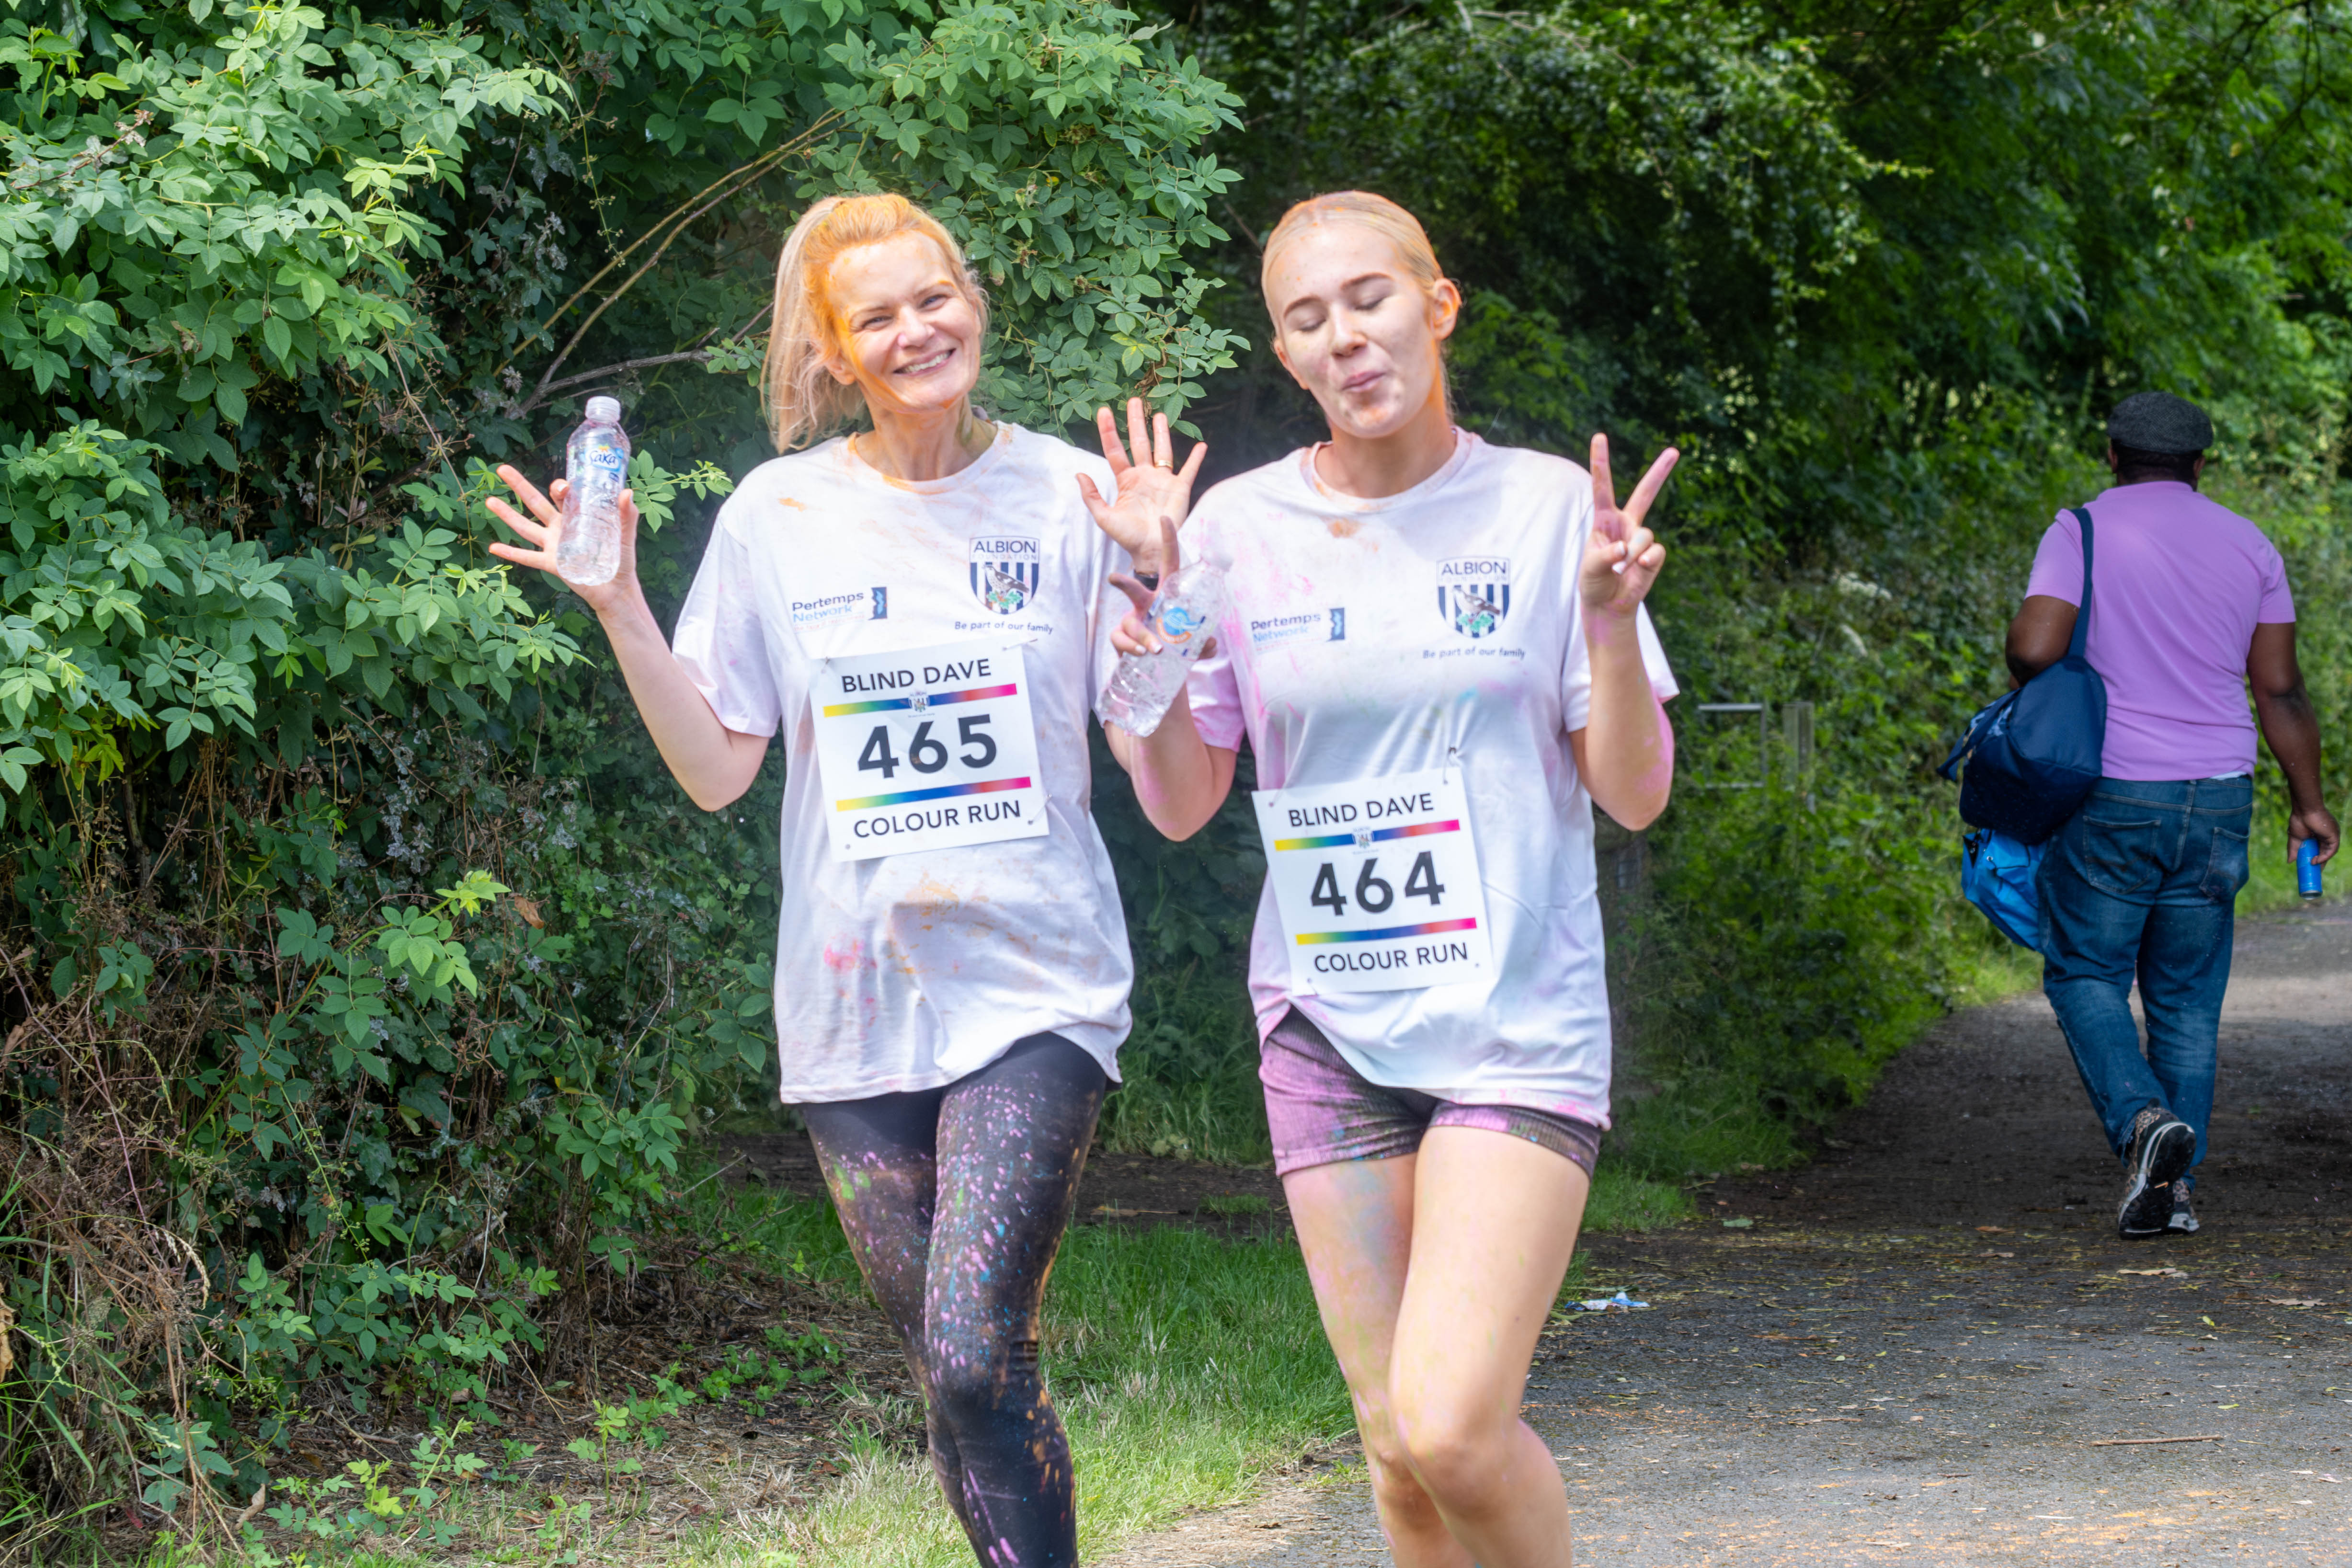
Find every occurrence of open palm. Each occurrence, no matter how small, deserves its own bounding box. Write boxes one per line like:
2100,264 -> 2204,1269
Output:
485,466 -> 642,616
1077,397 -> 1208,573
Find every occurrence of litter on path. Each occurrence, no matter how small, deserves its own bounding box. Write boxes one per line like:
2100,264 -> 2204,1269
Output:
1565,1292 -> 1651,1313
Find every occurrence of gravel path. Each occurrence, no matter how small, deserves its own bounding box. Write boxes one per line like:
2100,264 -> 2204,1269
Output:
1100,907 -> 2352,1568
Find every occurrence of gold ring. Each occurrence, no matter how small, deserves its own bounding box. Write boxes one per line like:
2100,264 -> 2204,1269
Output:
1152,458 -> 1173,469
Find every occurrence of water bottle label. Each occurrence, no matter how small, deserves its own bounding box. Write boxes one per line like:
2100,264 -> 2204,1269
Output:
810,638 -> 1047,862
587,446 -> 627,476
1155,602 -> 1206,643
1251,768 -> 1495,994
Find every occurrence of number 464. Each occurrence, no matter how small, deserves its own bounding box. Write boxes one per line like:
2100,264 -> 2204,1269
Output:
1310,851 -> 1445,917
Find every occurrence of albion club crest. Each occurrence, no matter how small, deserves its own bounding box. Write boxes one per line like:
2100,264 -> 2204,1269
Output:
969,536 -> 1042,615
1437,556 -> 1512,639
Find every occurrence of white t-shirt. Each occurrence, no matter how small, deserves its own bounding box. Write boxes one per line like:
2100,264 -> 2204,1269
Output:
1185,432 -> 1677,1128
672,423 -> 1134,1100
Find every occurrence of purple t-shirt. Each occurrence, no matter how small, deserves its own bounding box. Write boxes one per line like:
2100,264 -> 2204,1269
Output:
2025,481 -> 2293,780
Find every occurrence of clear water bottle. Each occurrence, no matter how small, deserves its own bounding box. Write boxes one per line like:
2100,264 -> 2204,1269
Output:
557,396 -> 630,587
1101,556 -> 1227,738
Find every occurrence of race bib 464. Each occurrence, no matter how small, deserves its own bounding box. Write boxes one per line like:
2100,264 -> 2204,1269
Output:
812,639 -> 1048,861
1252,768 -> 1494,993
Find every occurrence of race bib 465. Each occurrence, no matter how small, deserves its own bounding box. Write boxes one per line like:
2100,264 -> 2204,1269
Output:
1252,768 -> 1494,993
812,639 -> 1048,861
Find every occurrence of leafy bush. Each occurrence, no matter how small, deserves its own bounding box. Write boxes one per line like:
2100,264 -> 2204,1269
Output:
0,0 -> 1243,1548
4,0 -> 2352,1550
1168,0 -> 2352,1176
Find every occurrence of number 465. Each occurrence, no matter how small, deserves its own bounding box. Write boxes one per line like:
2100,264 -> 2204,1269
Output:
857,715 -> 996,778
1310,851 -> 1445,917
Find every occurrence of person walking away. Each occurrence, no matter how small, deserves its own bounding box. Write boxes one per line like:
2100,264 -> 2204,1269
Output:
1102,191 -> 1678,1568
484,194 -> 1205,1568
2006,390 -> 2338,1239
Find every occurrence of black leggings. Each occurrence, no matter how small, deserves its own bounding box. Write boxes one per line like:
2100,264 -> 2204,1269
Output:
801,1033 -> 1107,1568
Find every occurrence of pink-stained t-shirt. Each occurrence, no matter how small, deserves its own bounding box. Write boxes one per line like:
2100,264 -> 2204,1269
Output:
1182,432 -> 1677,1127
2025,481 -> 2294,781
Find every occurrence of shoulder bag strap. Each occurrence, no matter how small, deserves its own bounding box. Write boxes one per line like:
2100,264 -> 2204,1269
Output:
2064,505 -> 2094,661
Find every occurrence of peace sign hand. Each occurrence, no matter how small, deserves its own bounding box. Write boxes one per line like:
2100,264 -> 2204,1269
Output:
1078,396 -> 1209,576
1583,434 -> 1677,620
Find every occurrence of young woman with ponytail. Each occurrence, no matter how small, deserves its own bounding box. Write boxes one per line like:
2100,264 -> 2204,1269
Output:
1103,191 -> 1680,1568
485,193 -> 1204,1568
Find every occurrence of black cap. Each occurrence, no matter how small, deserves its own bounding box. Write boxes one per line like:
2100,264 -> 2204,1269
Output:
2106,391 -> 2213,454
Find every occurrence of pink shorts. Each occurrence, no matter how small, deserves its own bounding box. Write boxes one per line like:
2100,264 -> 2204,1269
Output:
1260,1008 -> 1603,1179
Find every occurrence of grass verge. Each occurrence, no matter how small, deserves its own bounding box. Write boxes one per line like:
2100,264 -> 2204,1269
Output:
659,1205 -> 1352,1568
184,1155 -> 1683,1568
686,1167 -> 1685,1568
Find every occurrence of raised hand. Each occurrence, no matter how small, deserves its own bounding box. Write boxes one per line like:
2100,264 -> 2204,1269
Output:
1583,434 -> 1678,620
1078,396 -> 1209,575
486,465 -> 642,616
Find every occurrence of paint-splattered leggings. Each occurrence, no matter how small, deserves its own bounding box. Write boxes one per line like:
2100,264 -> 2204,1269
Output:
802,1033 -> 1107,1568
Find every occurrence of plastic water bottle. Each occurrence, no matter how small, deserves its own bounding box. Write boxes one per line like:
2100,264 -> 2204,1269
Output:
557,396 -> 630,587
1101,556 -> 1227,738
2297,837 -> 2323,900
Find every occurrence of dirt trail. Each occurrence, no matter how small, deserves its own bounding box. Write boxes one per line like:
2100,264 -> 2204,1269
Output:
1102,907 -> 2352,1568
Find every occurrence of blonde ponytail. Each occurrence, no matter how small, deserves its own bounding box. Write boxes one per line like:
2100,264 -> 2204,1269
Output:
761,194 -> 989,453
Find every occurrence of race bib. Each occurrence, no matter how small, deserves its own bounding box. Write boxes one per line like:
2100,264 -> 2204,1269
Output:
812,639 -> 1048,861
1252,768 -> 1494,993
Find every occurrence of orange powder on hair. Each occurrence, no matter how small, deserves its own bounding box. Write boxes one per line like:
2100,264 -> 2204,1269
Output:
761,194 -> 988,453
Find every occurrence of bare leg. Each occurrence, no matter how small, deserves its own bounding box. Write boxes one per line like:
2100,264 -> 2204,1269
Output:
1283,1154 -> 1468,1568
1389,1126 -> 1588,1568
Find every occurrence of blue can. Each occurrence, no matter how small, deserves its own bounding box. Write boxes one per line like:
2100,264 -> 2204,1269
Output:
2297,837 -> 2324,899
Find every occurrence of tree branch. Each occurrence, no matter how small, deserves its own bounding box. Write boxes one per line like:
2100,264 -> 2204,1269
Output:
519,352 -> 718,412
512,113 -> 841,399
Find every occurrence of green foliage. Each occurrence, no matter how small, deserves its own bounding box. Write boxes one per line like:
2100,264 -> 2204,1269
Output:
6,0 -> 2352,1549
1089,730 -> 1267,1162
263,1420 -> 487,1550
1148,0 -> 2352,1181
0,4 -> 561,445
817,0 -> 1248,426
1579,1167 -> 1693,1234
0,0 -> 1245,1548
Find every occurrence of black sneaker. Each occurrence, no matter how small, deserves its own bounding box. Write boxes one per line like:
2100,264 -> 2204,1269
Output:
2118,1106 -> 2195,1237
2168,1179 -> 2200,1235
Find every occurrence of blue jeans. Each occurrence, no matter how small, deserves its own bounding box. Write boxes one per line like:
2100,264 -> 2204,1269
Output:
2038,777 -> 2250,1187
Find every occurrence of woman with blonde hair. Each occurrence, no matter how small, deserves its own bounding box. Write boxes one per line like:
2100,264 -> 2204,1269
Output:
486,192 -> 1203,1568
1102,191 -> 1680,1568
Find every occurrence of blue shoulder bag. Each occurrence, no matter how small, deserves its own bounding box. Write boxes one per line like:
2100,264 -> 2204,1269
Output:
1940,506 -> 2108,950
